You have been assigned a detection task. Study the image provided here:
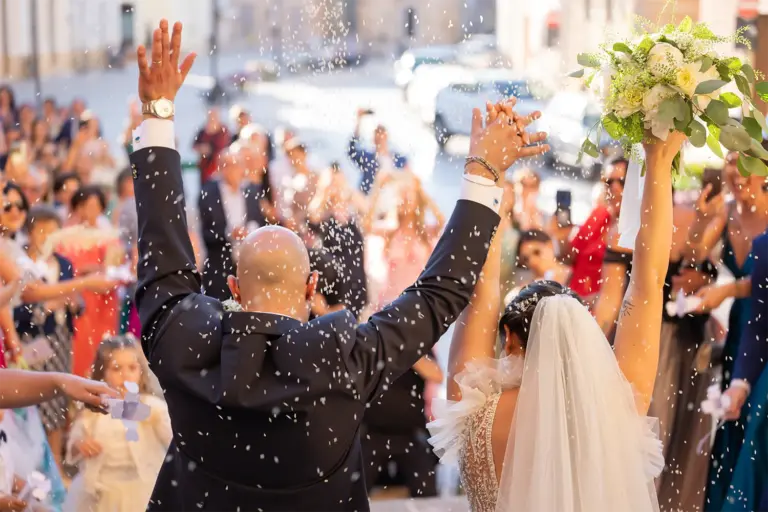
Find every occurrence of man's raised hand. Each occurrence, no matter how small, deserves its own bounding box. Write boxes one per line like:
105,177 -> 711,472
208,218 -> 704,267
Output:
136,20 -> 196,104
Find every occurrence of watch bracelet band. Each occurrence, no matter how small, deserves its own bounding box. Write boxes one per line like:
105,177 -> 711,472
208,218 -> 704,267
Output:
464,156 -> 500,182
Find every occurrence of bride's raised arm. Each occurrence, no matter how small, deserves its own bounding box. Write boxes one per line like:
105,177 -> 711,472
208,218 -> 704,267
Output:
446,220 -> 503,401
613,132 -> 686,413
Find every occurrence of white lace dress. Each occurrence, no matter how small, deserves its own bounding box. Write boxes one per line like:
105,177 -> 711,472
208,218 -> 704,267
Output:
428,355 -> 665,512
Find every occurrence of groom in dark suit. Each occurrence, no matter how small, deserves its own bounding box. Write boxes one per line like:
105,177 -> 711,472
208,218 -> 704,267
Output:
132,20 -> 545,511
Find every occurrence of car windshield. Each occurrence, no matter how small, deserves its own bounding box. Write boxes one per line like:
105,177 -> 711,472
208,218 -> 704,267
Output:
493,81 -> 532,99
583,104 -> 602,128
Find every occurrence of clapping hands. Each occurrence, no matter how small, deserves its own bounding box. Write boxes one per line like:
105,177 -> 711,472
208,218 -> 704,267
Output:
468,98 -> 549,180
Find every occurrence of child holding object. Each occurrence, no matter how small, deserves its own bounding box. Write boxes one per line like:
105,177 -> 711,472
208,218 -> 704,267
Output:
64,336 -> 170,512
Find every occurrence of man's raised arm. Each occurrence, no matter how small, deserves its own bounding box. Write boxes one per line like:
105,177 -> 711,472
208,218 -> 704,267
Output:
132,20 -> 198,341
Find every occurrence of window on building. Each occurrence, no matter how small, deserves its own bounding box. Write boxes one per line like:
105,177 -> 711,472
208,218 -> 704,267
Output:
121,3 -> 135,50
405,7 -> 416,38
0,0 -> 7,74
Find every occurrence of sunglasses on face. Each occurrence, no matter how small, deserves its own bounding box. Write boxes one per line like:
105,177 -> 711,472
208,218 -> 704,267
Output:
2,201 -> 24,213
604,177 -> 625,188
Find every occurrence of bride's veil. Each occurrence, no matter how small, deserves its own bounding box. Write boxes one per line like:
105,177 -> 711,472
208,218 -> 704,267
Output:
495,295 -> 662,512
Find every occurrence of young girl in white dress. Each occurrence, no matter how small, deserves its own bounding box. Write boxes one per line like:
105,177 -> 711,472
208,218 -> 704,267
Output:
428,103 -> 686,512
64,335 -> 171,512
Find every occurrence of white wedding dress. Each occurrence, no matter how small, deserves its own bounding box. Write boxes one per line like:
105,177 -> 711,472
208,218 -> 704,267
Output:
428,295 -> 665,512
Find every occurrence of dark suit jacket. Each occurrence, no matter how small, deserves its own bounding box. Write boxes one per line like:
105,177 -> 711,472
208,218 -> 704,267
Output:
733,232 -> 768,384
132,146 -> 499,511
199,179 -> 265,300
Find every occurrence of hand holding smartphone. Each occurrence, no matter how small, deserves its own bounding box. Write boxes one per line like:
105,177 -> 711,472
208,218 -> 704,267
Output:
701,168 -> 723,202
555,190 -> 572,227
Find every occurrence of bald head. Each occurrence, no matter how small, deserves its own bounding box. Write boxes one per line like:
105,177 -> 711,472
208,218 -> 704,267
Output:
229,226 -> 315,318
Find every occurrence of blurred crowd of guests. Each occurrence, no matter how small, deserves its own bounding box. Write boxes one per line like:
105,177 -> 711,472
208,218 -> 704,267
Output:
0,77 -> 766,511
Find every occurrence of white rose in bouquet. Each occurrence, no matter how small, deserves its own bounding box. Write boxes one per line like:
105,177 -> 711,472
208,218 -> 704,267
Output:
675,61 -> 705,97
643,84 -> 677,140
647,42 -> 684,78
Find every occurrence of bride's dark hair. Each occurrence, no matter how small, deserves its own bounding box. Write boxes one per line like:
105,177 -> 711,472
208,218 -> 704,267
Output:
499,280 -> 582,351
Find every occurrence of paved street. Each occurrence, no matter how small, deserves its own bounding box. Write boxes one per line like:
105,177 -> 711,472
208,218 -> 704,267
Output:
7,51 -> 596,220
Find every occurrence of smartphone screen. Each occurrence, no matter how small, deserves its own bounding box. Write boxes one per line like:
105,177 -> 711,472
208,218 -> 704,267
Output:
555,190 -> 572,226
701,168 -> 722,201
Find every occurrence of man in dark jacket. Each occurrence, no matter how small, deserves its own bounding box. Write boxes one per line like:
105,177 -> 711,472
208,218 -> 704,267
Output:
132,19 -> 543,511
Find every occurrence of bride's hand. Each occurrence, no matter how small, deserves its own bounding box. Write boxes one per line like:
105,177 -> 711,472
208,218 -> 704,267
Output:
642,130 -> 687,164
468,98 -> 549,175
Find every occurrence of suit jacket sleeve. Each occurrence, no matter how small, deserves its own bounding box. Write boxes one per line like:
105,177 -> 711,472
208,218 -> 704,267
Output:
733,234 -> 768,385
198,183 -> 228,248
131,146 -> 202,353
349,199 -> 499,402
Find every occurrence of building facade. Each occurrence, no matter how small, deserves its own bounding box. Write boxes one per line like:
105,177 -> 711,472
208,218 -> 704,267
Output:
0,0 -> 121,79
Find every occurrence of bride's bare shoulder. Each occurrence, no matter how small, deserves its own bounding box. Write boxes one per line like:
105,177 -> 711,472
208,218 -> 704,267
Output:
491,388 -> 519,481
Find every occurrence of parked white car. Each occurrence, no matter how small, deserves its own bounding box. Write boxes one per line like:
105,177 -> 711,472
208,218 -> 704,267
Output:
406,64 -> 475,124
394,46 -> 458,88
537,92 -> 621,179
433,77 -> 546,147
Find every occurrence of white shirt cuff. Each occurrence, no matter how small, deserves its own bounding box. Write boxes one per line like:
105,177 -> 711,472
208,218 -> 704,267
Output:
461,174 -> 503,214
132,119 -> 175,151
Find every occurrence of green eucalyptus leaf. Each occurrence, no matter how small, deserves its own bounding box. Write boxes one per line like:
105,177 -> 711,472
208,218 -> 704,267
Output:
695,80 -> 728,95
736,74 -> 752,99
636,37 -> 655,55
743,116 -> 763,141
577,53 -> 602,68
708,123 -> 721,140
727,58 -> 743,72
602,114 -> 623,140
743,64 -> 756,83
705,100 -> 730,125
753,108 -> 767,132
739,154 -> 768,176
662,23 -> 675,34
678,16 -> 693,33
582,139 -> 599,158
692,24 -> 717,40
747,138 -> 768,159
737,155 -> 751,177
720,123 -> 752,151
719,92 -> 742,108
716,62 -> 731,81
689,120 -> 706,147
706,132 -> 724,158
700,56 -> 714,73
612,42 -> 632,55
756,82 -> 768,102
568,69 -> 585,78
674,118 -> 691,135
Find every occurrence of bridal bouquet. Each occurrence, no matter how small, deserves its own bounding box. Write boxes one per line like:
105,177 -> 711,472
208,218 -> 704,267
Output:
571,14 -> 768,176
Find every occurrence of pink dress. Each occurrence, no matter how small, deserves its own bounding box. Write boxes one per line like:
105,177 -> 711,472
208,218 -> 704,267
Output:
379,230 -> 439,419
378,230 -> 434,306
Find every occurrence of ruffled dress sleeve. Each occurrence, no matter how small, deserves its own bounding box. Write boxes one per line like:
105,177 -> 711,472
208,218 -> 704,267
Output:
640,416 -> 664,481
427,356 -> 523,465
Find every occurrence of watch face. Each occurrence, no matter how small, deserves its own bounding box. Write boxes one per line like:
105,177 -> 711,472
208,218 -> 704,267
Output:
154,99 -> 174,118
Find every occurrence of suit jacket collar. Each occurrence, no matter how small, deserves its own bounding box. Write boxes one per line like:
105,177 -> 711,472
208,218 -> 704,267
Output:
222,310 -> 302,337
